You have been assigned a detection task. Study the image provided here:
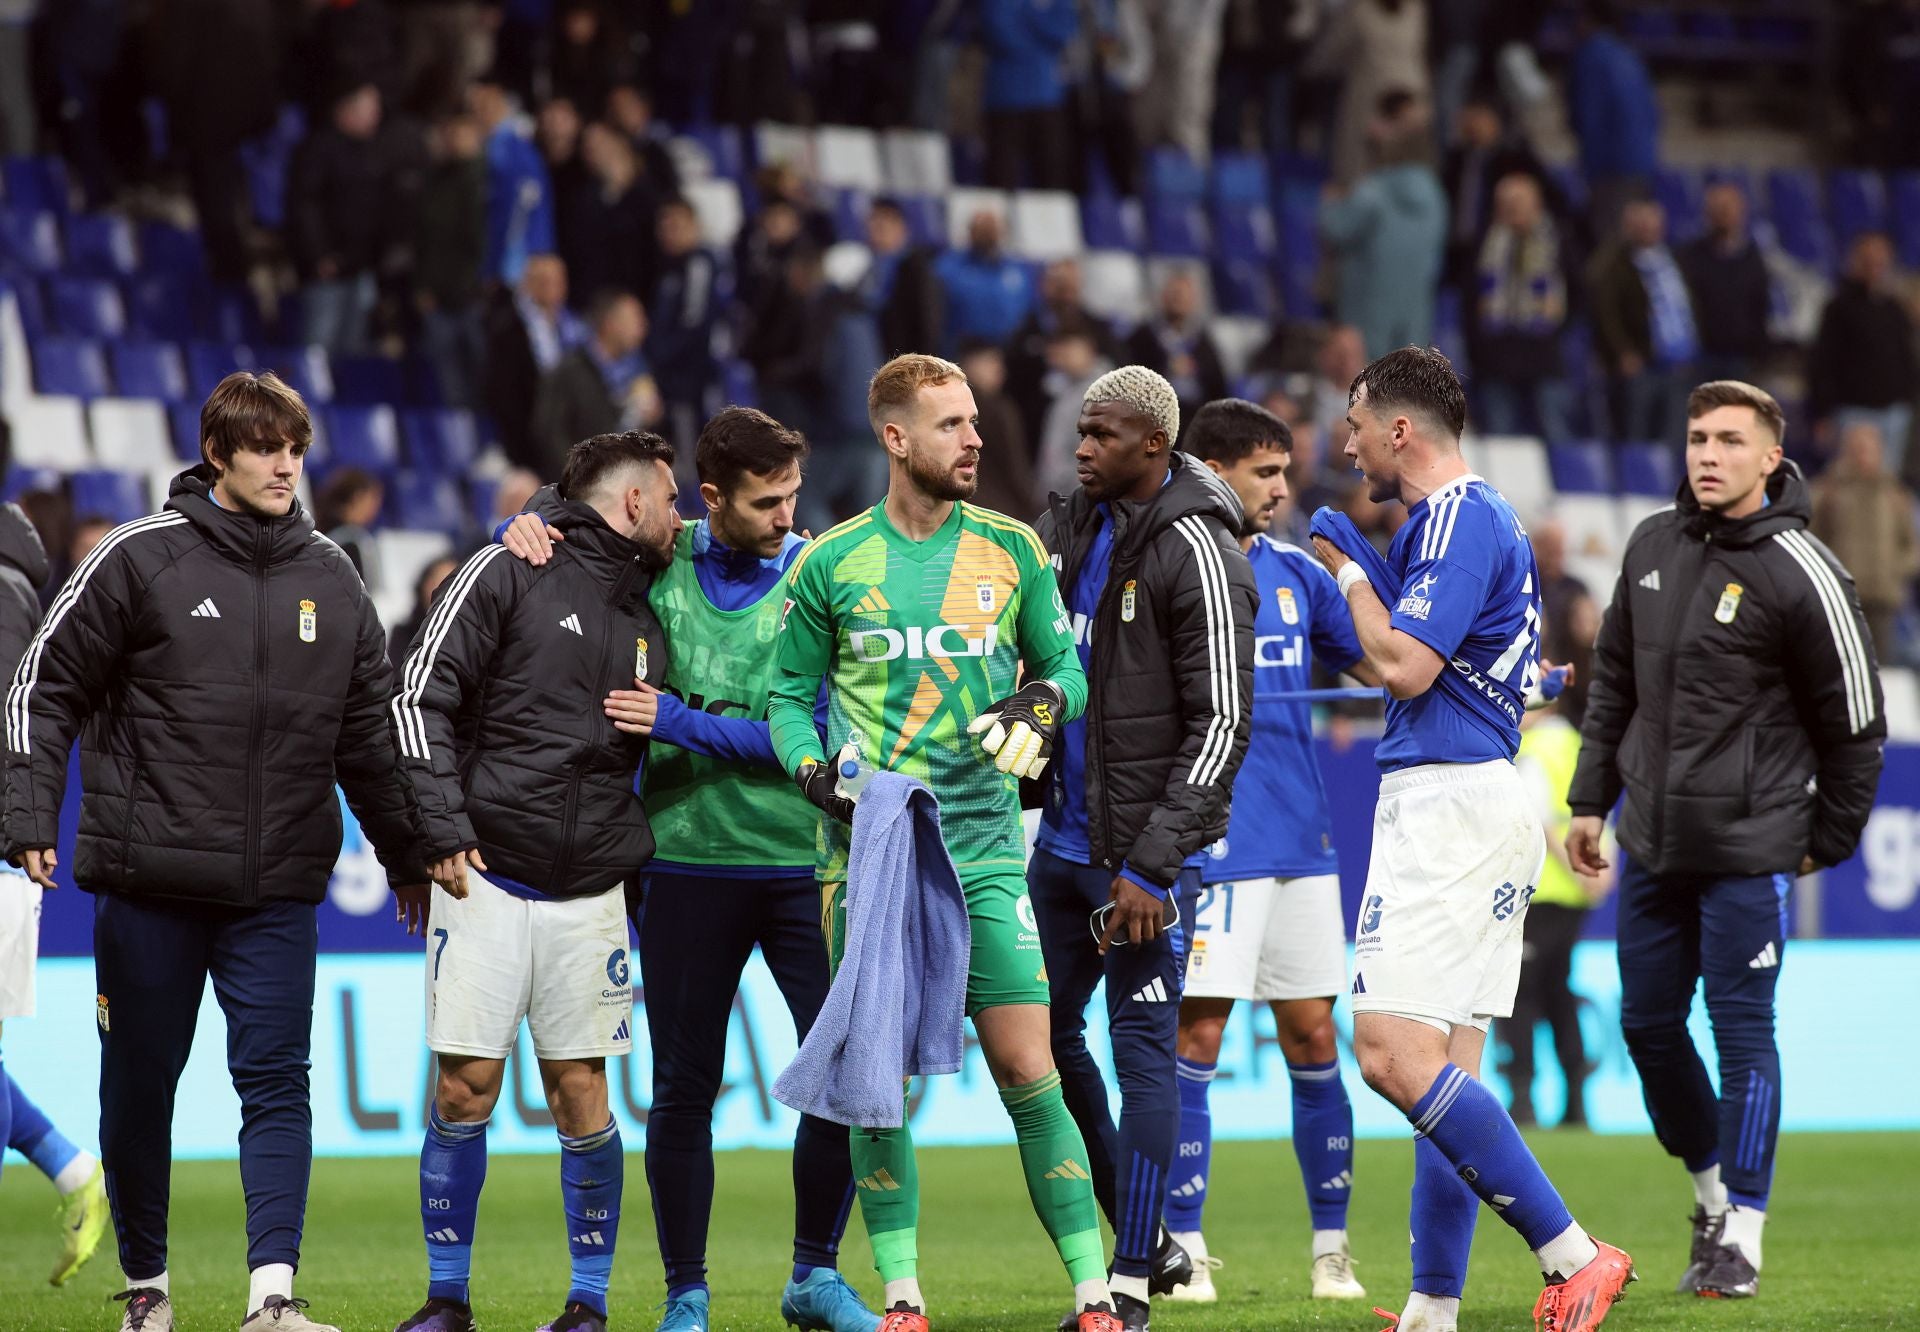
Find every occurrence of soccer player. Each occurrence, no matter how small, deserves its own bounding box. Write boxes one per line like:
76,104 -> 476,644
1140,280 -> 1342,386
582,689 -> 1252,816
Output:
1027,368 -> 1256,1330
1568,382 -> 1884,1299
500,407 -> 881,1332
0,497 -> 111,1288
5,372 -> 424,1332
1311,348 -> 1634,1332
389,433 -> 679,1332
1167,399 -> 1377,1302
766,353 -> 1124,1332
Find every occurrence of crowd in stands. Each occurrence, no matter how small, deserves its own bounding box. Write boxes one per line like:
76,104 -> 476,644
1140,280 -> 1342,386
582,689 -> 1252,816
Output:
0,0 -> 1915,666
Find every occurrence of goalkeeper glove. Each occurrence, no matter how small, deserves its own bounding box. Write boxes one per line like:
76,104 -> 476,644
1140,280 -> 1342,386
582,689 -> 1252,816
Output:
967,679 -> 1066,780
795,756 -> 857,824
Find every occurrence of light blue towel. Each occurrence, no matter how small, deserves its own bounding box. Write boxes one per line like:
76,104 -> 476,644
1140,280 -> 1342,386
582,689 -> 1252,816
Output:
772,772 -> 971,1128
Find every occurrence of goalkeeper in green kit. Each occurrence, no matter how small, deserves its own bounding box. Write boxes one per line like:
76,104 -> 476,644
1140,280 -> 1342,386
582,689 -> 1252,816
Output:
767,354 -> 1127,1332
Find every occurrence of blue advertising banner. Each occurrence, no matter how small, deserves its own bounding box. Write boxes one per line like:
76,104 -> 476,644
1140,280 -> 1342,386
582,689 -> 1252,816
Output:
1816,744 -> 1920,936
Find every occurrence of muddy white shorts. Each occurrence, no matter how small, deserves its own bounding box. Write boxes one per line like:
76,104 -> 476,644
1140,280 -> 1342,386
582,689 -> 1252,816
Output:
1183,873 -> 1348,1001
0,869 -> 41,1021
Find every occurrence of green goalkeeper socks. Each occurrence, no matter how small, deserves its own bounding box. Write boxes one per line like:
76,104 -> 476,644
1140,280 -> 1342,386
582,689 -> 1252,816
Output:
1000,1072 -> 1109,1285
851,1087 -> 920,1282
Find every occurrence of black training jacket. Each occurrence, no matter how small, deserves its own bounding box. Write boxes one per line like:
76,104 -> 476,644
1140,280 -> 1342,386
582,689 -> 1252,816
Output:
1035,452 -> 1258,891
3,468 -> 424,906
395,495 -> 663,897
1568,462 -> 1886,876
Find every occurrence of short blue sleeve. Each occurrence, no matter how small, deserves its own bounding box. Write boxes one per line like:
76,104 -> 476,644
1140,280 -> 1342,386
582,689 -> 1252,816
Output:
1301,558 -> 1364,673
1388,507 -> 1496,661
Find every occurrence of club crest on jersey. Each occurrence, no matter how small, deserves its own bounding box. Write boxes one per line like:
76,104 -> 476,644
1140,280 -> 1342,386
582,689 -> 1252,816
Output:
1277,586 -> 1299,624
635,637 -> 649,680
1121,579 -> 1137,623
849,623 -> 1001,662
1714,582 -> 1743,624
977,578 -> 996,613
297,598 -> 316,643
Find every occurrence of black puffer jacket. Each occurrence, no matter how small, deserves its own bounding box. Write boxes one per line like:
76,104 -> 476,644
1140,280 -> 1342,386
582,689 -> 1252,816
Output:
1035,452 -> 1258,890
3,469 -> 423,905
1569,462 -> 1886,875
0,502 -> 49,679
395,494 -> 664,897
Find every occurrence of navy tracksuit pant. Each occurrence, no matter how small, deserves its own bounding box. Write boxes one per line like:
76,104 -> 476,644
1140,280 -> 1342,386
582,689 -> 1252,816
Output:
1616,856 -> 1789,1207
1029,848 -> 1200,1279
635,871 -> 855,1293
94,893 -> 319,1279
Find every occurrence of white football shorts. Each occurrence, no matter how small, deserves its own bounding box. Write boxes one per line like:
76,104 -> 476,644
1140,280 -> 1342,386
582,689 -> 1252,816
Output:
1183,873 -> 1348,1001
1350,759 -> 1545,1034
426,871 -> 634,1061
0,868 -> 41,1021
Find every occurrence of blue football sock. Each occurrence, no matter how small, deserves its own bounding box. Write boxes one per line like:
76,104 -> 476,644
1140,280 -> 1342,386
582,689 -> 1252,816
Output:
1288,1060 -> 1354,1231
421,1105 -> 488,1305
1411,1065 -> 1574,1251
1165,1057 -> 1214,1233
6,1068 -> 85,1182
0,1063 -> 13,1184
560,1120 -> 623,1315
1410,1133 -> 1478,1297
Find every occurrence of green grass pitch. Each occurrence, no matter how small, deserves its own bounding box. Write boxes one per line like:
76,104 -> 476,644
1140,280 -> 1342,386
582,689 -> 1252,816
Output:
3,1133 -> 1913,1330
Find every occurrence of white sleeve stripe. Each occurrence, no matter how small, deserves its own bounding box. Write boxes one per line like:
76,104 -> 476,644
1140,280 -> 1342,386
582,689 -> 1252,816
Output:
1174,516 -> 1240,786
7,512 -> 189,757
1438,484 -> 1467,557
1775,531 -> 1876,733
393,545 -> 508,760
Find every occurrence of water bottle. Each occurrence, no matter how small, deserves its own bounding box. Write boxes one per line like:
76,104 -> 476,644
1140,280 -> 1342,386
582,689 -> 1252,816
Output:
834,740 -> 880,805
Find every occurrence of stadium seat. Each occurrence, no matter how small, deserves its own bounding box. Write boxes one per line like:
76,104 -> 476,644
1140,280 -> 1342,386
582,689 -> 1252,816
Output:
329,354 -> 406,406
0,464 -> 62,502
32,335 -> 110,398
388,470 -> 466,533
814,126 -> 885,192
881,129 -> 952,196
401,409 -> 481,473
1828,169 -> 1888,251
138,220 -> 205,277
47,276 -> 127,339
256,344 -> 333,403
1274,182 -> 1321,318
1078,192 -> 1139,251
684,178 -> 744,249
1616,493 -> 1668,538
1617,440 -> 1683,497
1766,168 -> 1832,271
123,272 -> 198,341
1211,258 -> 1275,320
62,213 -> 138,277
826,186 -> 869,244
1653,166 -> 1703,241
673,124 -> 746,183
1144,258 -> 1214,319
755,123 -> 815,175
6,393 -> 92,468
1144,148 -> 1207,203
200,285 -> 263,345
320,404 -> 401,472
944,188 -> 1009,249
1207,315 -> 1270,382
1889,173 -> 1920,268
1209,196 -> 1277,262
87,397 -> 176,471
1555,493 -> 1629,591
894,195 -> 944,248
0,207 -> 61,273
1,157 -> 70,215
1547,440 -> 1615,494
822,240 -> 872,290
1144,199 -> 1208,258
374,527 -> 456,620
1882,668 -> 1920,743
719,357 -> 758,408
1211,152 -> 1271,205
1080,251 -> 1149,325
70,468 -> 154,524
1007,191 -> 1084,261
186,341 -> 248,399
1469,435 -> 1554,522
168,400 -> 204,460
109,340 -> 189,402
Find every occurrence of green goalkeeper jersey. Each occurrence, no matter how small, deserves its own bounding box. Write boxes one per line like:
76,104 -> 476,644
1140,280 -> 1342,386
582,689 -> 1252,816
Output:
768,500 -> 1086,881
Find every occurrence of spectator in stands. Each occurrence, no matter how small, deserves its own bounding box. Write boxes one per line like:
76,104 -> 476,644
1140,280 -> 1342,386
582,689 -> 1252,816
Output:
315,468 -> 387,586
533,288 -> 662,479
296,0 -> 401,114
69,514 -> 112,570
387,553 -> 460,671
289,82 -> 414,355
1126,268 -> 1229,426
490,466 -> 544,533
468,74 -> 556,285
646,197 -> 720,451
1136,0 -> 1230,163
737,196 -> 811,320
1006,258 -> 1118,440
1812,421 -> 1919,661
42,0 -> 126,207
1469,172 -> 1574,444
1306,0 -> 1430,187
394,1 -> 496,118
1679,183 -> 1773,387
1318,93 -> 1447,366
1588,199 -> 1697,444
1810,231 -> 1918,478
562,121 -> 659,313
414,113 -> 489,410
957,339 -> 1040,519
1075,0 -> 1150,194
1213,0 -> 1317,155
861,197 -> 945,360
604,83 -> 682,198
1568,0 -> 1659,233
1531,516 -> 1596,726
486,253 -> 588,473
1442,88 -> 1557,294
1033,322 -> 1114,498
548,0 -> 634,118
936,210 -> 1037,351
980,0 -> 1080,190
0,0 -> 37,158
537,97 -> 589,258
1310,324 -> 1369,453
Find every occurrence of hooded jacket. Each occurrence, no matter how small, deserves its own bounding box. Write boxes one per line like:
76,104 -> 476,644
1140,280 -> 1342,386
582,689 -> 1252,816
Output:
1568,462 -> 1886,876
393,492 -> 665,899
3,469 -> 423,906
0,502 -> 48,681
1035,452 -> 1258,890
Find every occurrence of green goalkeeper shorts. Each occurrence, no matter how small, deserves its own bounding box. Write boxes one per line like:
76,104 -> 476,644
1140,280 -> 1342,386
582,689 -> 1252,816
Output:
821,868 -> 1049,1017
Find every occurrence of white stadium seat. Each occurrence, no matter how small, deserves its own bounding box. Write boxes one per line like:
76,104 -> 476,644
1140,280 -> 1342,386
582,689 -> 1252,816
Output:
823,241 -> 874,290
1007,191 -> 1084,261
666,134 -> 714,184
5,394 -> 92,469
0,289 -> 33,414
88,397 -> 174,471
1553,494 -> 1627,597
374,528 -> 456,629
1469,435 -> 1554,525
684,179 -> 744,250
1207,315 -> 1270,381
1882,668 -> 1920,743
1079,251 -> 1149,325
944,188 -> 1009,249
1144,258 -> 1215,319
754,123 -> 815,175
814,126 -> 885,192
881,128 -> 951,195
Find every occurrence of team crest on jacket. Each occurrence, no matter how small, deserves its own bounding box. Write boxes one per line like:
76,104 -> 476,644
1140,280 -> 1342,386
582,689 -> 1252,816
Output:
635,637 -> 650,681
297,598 -> 317,643
1277,586 -> 1299,624
1714,583 -> 1744,624
96,993 -> 109,1032
1121,579 -> 1137,623
977,578 -> 996,613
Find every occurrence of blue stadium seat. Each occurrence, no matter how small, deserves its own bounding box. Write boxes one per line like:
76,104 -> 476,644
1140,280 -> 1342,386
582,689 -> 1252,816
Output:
681,124 -> 746,182
1274,182 -> 1320,318
1547,440 -> 1615,494
137,220 -> 205,277
46,276 -> 126,339
168,401 -> 204,461
123,272 -> 198,340
1079,192 -> 1134,251
1212,258 -> 1275,319
1766,168 -> 1832,271
1,466 -> 62,503
255,344 -> 332,403
0,207 -> 61,273
70,470 -> 152,525
186,341 -> 248,398
63,214 -> 138,277
828,186 -> 869,244
1891,173 -> 1920,268
1,157 -> 70,215
402,409 -> 480,472
1828,169 -> 1888,251
388,470 -> 465,533
1653,166 -> 1703,240
1209,198 -> 1276,261
321,405 -> 401,472
719,357 -> 758,408
1144,199 -> 1207,258
200,285 -> 263,345
1210,152 -> 1271,205
330,354 -> 407,406
895,195 -> 944,249
1617,441 -> 1683,497
109,340 -> 189,402
1,272 -> 49,337
1144,148 -> 1206,203
32,335 -> 110,397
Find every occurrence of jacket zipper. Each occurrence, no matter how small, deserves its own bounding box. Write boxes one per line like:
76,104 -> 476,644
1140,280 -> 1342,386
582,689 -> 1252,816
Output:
548,555 -> 644,891
243,526 -> 269,905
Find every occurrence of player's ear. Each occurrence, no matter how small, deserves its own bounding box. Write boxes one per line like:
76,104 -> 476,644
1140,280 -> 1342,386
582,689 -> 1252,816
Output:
699,480 -> 723,513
